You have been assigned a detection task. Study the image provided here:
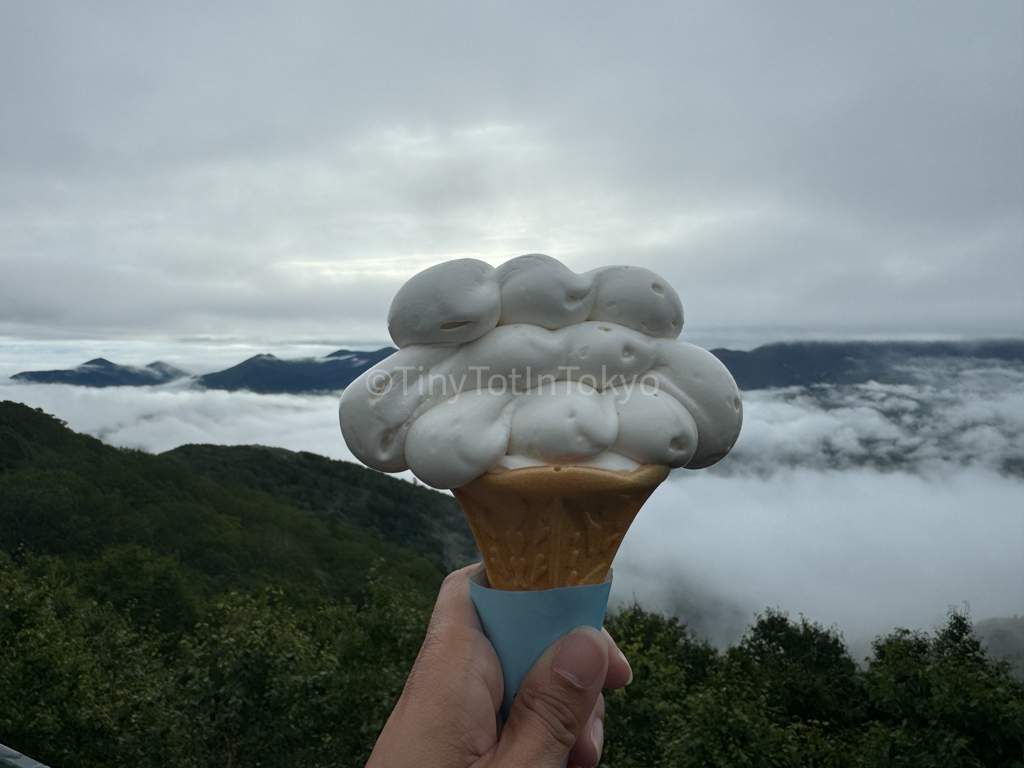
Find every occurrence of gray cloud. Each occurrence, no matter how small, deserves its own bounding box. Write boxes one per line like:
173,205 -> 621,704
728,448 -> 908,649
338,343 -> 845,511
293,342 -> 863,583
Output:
1,1 -> 1021,343
0,381 -> 351,459
725,359 -> 1024,476
615,466 -> 1024,654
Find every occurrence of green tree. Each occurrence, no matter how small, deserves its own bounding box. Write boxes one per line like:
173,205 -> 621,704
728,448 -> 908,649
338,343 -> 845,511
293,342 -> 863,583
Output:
861,610 -> 1024,767
174,571 -> 429,767
77,544 -> 202,640
603,603 -> 719,766
727,609 -> 864,730
0,554 -> 184,767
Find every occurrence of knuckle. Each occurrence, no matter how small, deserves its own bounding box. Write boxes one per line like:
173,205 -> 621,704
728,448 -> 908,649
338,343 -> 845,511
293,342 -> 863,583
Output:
517,685 -> 585,749
440,568 -> 466,592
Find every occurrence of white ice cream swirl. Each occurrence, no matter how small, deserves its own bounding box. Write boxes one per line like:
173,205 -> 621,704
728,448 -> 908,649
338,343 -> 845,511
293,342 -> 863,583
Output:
339,254 -> 743,489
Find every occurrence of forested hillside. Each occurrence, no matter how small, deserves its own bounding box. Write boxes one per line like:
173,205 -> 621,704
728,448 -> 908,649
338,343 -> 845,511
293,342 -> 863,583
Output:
162,443 -> 477,573
0,401 -> 455,607
1,401 -> 1021,767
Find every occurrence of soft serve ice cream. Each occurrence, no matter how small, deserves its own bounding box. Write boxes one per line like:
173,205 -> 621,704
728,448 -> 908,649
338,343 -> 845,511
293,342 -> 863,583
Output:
339,254 -> 743,491
344,253 -> 742,704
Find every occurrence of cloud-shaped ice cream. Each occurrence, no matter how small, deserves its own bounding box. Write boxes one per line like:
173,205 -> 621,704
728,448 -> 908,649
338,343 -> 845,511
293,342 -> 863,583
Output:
339,254 -> 742,488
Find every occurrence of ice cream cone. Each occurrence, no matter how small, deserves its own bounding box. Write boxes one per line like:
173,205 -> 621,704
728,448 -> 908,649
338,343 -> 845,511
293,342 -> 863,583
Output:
452,464 -> 669,591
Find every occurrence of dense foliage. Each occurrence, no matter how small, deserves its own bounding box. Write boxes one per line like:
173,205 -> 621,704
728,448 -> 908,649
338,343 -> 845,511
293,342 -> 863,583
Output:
604,607 -> 1023,767
0,552 -> 425,766
1,401 -> 1021,766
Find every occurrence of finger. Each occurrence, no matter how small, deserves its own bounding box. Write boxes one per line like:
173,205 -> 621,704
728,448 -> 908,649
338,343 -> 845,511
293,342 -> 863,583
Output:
567,692 -> 605,768
492,625 -> 609,768
601,627 -> 633,690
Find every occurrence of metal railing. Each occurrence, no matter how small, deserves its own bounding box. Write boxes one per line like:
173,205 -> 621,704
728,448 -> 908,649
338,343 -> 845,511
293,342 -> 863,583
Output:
0,744 -> 49,768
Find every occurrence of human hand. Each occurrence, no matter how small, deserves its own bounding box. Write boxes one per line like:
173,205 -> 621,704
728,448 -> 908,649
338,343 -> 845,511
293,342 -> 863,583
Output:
365,564 -> 633,768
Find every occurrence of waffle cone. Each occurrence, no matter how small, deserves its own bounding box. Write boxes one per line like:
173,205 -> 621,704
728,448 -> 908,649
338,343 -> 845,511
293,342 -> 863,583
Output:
452,464 -> 669,591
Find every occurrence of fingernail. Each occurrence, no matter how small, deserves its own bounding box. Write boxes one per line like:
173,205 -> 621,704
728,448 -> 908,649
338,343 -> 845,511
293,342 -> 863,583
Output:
552,626 -> 605,689
619,646 -> 633,685
591,717 -> 604,761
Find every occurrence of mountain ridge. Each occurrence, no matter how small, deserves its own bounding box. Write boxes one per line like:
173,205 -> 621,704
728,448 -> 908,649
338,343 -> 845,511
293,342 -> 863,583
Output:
194,347 -> 394,393
8,339 -> 1024,393
10,358 -> 188,387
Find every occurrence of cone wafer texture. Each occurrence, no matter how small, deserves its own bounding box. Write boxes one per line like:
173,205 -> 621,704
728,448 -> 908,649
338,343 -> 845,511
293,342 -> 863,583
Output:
452,464 -> 669,591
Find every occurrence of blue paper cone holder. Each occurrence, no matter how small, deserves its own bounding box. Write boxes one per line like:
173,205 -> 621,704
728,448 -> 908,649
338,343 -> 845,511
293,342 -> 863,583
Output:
469,565 -> 613,719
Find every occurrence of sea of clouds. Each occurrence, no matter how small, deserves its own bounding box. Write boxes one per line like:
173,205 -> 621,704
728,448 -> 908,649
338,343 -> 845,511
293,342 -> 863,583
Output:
2,352 -> 1022,655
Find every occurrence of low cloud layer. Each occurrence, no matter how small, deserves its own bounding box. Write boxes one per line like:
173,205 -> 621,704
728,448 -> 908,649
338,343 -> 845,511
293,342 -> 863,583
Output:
0,380 -> 351,461
615,468 -> 1024,656
2,357 -> 1021,647
728,359 -> 1024,477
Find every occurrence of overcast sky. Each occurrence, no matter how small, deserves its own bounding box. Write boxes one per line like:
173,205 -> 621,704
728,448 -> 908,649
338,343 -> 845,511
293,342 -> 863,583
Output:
1,1 -> 1022,353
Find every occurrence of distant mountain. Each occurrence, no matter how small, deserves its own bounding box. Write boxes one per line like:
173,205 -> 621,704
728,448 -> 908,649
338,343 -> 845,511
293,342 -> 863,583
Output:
711,340 -> 1024,390
10,358 -> 187,387
11,340 -> 1024,394
194,347 -> 395,394
10,348 -> 396,394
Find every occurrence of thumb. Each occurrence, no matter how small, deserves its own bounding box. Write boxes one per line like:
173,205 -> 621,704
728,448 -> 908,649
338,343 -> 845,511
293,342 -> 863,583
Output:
492,626 -> 608,767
